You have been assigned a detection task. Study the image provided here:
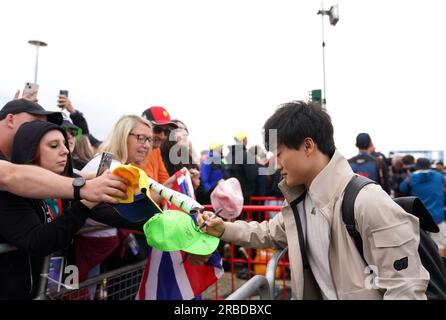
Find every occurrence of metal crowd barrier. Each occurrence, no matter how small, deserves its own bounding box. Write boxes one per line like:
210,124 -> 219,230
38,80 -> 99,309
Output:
226,275 -> 271,300
203,203 -> 290,300
48,260 -> 147,300
1,243 -> 288,300
225,248 -> 288,300
265,247 -> 288,297
1,196 -> 289,301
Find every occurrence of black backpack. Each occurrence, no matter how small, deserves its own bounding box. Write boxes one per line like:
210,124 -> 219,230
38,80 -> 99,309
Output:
342,175 -> 446,300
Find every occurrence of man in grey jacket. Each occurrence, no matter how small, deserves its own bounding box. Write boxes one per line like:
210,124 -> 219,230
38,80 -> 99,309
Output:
199,101 -> 429,300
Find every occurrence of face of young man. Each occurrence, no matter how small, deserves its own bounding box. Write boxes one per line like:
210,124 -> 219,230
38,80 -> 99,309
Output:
275,143 -> 312,187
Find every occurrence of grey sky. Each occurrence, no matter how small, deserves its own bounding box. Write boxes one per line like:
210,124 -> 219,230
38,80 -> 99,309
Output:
1,0 -> 445,159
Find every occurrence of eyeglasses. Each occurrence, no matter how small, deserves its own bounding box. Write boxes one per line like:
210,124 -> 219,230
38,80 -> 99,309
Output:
153,126 -> 171,135
129,133 -> 153,146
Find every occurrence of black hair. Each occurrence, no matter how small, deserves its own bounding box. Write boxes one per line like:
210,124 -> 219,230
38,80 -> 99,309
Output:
263,101 -> 335,158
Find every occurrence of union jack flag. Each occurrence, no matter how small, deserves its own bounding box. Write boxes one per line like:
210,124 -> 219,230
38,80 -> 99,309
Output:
136,169 -> 223,300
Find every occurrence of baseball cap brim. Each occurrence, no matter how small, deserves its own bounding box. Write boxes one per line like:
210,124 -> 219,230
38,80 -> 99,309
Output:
150,120 -> 178,128
113,193 -> 162,223
143,210 -> 220,255
28,110 -> 63,125
180,231 -> 220,255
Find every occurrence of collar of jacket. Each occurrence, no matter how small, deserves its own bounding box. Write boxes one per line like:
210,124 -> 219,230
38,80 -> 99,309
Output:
278,150 -> 353,210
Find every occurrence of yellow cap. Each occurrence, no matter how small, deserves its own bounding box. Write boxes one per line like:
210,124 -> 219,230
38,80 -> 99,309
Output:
209,140 -> 223,151
234,131 -> 248,142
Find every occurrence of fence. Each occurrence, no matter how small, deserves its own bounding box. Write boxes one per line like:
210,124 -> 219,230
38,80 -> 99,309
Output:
226,248 -> 288,300
203,196 -> 290,300
48,260 -> 147,300
0,197 -> 289,300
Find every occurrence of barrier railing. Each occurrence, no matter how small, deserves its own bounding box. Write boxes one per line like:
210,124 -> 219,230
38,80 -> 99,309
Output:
225,247 -> 288,300
48,260 -> 147,300
203,203 -> 290,300
225,275 -> 271,300
265,248 -> 288,298
1,198 -> 289,300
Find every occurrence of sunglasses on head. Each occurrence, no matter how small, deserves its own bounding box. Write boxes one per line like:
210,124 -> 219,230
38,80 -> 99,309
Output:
153,126 -> 171,135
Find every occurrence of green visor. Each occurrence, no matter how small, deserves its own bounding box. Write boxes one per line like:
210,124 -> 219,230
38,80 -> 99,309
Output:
143,210 -> 220,255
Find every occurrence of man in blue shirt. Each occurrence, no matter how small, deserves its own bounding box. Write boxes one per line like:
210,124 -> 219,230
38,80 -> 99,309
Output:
400,157 -> 446,256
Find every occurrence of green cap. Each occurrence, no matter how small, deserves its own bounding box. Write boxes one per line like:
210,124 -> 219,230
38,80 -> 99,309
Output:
143,210 -> 220,255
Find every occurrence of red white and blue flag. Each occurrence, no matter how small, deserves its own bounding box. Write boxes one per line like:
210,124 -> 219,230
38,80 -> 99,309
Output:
136,169 -> 223,300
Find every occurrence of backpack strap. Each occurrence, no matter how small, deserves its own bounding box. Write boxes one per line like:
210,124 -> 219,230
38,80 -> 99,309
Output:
342,175 -> 376,259
290,192 -> 309,270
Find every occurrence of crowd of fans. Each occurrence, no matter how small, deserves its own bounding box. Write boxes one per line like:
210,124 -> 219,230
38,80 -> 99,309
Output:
0,91 -> 445,300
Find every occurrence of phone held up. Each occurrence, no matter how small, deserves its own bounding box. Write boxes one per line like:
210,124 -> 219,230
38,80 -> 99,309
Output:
96,152 -> 114,177
57,90 -> 69,109
22,82 -> 39,101
59,90 -> 69,97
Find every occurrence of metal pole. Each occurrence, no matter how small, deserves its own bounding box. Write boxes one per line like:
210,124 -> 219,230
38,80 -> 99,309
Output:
226,275 -> 272,300
35,255 -> 51,300
28,40 -> 47,84
34,46 -> 39,83
265,247 -> 288,297
321,2 -> 327,109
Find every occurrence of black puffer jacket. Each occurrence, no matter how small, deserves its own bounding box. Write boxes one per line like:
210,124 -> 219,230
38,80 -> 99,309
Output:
0,121 -> 90,300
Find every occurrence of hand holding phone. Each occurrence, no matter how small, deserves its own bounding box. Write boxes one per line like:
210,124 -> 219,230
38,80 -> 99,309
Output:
22,82 -> 39,102
57,90 -> 75,113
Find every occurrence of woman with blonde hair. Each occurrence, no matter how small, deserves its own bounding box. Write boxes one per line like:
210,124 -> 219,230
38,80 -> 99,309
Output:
77,115 -> 153,297
84,114 -> 153,170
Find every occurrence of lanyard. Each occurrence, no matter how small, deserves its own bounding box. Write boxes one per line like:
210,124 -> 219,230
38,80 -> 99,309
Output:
44,198 -> 63,221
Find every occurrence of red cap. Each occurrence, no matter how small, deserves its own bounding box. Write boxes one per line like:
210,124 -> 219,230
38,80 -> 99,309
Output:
142,106 -> 176,126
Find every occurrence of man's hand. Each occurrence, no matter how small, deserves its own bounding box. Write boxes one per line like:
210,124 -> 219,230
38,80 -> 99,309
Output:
188,253 -> 212,266
197,211 -> 225,238
57,95 -> 76,113
80,170 -> 129,203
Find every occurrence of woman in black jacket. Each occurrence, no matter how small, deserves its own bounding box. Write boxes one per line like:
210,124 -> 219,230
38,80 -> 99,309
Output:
0,121 -> 97,299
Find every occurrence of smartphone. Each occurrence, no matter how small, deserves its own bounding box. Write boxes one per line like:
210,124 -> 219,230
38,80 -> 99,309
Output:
59,90 -> 69,97
96,152 -> 114,176
22,82 -> 39,101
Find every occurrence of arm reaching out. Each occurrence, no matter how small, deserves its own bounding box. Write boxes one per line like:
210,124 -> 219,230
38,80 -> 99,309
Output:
0,161 -> 128,203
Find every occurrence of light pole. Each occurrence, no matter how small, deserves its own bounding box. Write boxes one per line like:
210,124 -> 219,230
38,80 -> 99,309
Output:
28,40 -> 48,83
317,3 -> 339,109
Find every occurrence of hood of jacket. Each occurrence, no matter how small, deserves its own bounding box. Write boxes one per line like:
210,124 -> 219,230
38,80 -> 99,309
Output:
411,170 -> 438,184
11,120 -> 73,176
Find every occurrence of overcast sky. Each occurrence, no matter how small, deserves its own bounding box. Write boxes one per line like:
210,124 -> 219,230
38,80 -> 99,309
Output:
1,0 -> 445,160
